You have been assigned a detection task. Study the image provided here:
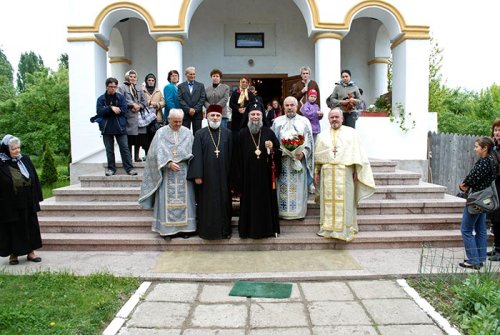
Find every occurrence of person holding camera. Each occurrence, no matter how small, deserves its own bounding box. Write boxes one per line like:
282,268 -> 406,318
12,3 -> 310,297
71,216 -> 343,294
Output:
326,69 -> 361,129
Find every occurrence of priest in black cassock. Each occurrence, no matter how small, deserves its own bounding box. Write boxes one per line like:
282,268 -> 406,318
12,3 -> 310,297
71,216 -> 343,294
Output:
233,102 -> 282,239
187,104 -> 232,239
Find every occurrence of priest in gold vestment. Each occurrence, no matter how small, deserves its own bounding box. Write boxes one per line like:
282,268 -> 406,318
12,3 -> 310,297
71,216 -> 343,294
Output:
314,108 -> 375,241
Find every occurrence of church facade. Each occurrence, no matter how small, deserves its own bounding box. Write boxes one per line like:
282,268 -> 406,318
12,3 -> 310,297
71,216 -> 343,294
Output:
67,0 -> 432,181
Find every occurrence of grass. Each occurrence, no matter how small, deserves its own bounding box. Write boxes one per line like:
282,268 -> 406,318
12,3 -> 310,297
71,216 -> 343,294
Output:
408,271 -> 500,335
0,271 -> 139,335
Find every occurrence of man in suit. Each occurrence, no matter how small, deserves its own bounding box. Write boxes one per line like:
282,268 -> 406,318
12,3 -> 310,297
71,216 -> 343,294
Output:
178,66 -> 206,134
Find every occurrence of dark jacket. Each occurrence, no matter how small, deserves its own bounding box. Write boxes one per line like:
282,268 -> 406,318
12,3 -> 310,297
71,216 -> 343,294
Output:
0,155 -> 43,223
177,81 -> 206,120
96,92 -> 129,135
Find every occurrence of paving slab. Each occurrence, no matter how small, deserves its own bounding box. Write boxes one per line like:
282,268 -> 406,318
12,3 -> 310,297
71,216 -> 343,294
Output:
118,329 -> 181,335
191,304 -> 247,328
378,324 -> 445,335
199,284 -> 247,303
300,281 -> 354,301
312,325 -> 378,335
249,328 -> 312,335
308,301 -> 372,326
126,302 -> 191,328
362,299 -> 434,325
348,280 -> 408,299
250,302 -> 309,328
184,329 -> 246,335
145,283 -> 199,302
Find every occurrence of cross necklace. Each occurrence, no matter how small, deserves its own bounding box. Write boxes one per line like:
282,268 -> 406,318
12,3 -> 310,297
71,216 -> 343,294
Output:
208,127 -> 221,158
250,130 -> 262,159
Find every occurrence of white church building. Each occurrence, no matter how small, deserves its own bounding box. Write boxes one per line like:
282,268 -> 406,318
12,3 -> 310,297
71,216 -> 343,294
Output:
67,0 -> 434,182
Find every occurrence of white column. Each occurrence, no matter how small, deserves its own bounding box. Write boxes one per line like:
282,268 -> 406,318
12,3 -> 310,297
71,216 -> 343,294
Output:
391,38 -> 430,160
156,37 -> 184,90
109,58 -> 131,82
368,57 -> 389,104
68,38 -> 108,165
314,33 -> 342,131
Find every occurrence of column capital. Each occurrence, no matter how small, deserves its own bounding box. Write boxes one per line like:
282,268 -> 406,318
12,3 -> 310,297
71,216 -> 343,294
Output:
367,57 -> 390,66
312,32 -> 344,43
155,35 -> 185,44
109,58 -> 132,65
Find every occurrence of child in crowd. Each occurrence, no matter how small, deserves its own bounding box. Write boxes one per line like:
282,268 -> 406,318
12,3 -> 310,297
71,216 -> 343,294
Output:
300,89 -> 323,142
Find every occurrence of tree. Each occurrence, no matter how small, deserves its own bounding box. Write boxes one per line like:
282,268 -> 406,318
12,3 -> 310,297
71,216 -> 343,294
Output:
428,37 -> 449,114
58,53 -> 68,70
41,144 -> 58,185
16,51 -> 45,93
0,67 -> 70,156
0,48 -> 15,101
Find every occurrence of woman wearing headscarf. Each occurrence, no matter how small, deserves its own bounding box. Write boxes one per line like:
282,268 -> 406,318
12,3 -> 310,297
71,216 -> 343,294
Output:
143,73 -> 166,148
229,76 -> 255,134
118,69 -> 149,161
0,135 -> 43,265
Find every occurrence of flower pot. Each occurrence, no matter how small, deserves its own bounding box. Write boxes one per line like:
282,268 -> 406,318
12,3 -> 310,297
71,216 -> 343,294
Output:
360,111 -> 389,117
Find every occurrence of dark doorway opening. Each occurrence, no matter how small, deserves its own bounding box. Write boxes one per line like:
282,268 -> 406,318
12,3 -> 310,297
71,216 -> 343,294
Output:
251,77 -> 282,107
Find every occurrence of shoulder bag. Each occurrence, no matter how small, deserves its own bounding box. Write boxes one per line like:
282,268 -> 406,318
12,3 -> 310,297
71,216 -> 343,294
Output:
466,158 -> 499,214
137,106 -> 157,127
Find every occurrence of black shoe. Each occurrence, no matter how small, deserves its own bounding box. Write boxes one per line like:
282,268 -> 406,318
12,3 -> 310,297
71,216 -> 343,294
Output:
489,254 -> 500,261
105,169 -> 115,176
9,258 -> 19,265
163,236 -> 172,241
464,260 -> 483,266
181,234 -> 190,239
27,256 -> 42,262
486,250 -> 498,256
459,261 -> 482,270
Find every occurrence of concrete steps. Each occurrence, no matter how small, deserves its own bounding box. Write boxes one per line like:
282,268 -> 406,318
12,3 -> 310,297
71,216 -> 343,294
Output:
39,230 -> 464,251
38,159 -> 467,251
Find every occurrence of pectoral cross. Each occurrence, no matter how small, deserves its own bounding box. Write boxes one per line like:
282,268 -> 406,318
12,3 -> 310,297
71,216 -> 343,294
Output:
333,145 -> 338,158
214,149 -> 220,158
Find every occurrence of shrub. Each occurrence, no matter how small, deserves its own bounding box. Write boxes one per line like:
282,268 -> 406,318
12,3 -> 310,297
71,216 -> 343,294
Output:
40,144 -> 58,185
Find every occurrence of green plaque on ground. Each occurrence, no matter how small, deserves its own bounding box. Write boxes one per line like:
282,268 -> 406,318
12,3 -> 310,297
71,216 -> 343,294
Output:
229,281 -> 292,299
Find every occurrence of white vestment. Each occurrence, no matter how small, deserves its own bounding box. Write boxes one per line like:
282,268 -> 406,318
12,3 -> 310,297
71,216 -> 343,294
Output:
271,114 -> 314,219
314,126 -> 375,241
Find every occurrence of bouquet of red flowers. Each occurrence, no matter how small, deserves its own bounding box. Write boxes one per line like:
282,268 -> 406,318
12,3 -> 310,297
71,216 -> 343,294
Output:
280,130 -> 306,172
281,132 -> 305,151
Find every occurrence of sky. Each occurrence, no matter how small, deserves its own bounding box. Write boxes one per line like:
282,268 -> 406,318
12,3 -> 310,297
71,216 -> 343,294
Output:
0,1 -> 498,92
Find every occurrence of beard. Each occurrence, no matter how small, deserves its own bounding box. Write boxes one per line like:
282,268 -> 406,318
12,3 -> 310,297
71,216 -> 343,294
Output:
286,110 -> 296,118
247,119 -> 263,134
208,120 -> 221,129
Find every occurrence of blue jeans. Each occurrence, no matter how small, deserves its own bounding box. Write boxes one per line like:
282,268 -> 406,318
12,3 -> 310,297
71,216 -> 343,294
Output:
460,207 -> 488,264
103,134 -> 134,173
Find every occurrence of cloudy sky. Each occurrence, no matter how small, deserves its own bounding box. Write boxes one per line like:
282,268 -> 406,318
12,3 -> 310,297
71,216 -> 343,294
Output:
0,1 -> 498,91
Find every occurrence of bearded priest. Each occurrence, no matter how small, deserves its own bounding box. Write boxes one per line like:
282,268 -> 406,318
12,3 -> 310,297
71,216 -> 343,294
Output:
233,102 -> 282,239
187,104 -> 233,240
314,108 -> 375,241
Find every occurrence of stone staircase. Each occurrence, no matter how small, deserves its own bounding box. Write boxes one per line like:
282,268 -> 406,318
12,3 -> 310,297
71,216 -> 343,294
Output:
38,160 -> 466,251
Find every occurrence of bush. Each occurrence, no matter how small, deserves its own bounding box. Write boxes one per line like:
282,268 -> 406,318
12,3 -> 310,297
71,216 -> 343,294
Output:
40,145 -> 58,185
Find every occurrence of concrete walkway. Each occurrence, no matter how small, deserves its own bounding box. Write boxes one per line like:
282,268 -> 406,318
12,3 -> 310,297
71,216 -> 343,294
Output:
3,248 -> 497,334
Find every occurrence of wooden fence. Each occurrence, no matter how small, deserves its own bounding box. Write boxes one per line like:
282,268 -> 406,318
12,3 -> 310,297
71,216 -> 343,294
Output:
428,132 -> 478,195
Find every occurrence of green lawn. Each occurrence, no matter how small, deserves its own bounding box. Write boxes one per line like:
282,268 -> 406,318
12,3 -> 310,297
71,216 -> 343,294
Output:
0,272 -> 139,335
408,271 -> 500,335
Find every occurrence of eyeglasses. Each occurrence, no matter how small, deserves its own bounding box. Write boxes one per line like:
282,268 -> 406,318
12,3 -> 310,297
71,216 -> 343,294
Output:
107,85 -> 118,88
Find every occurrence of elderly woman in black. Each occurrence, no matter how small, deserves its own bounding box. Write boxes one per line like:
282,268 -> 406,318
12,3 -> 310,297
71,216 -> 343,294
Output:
0,135 -> 43,265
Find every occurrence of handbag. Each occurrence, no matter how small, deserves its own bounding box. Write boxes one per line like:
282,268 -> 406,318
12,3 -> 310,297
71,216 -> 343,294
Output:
466,158 -> 499,214
137,107 -> 157,127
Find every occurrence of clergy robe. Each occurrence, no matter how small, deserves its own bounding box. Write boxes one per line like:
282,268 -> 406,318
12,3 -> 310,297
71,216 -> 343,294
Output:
314,125 -> 375,241
187,126 -> 232,239
138,125 -> 196,236
271,114 -> 314,219
233,127 -> 282,238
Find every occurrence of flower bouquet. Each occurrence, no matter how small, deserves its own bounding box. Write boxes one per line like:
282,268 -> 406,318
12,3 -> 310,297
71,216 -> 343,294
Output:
280,130 -> 306,172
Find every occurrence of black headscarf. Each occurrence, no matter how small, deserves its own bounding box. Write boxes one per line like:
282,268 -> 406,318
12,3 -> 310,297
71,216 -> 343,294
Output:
144,73 -> 156,95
